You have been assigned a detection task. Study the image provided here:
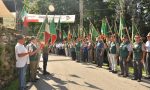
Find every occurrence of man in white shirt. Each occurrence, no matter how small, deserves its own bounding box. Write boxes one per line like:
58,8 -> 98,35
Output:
145,32 -> 150,78
15,35 -> 30,90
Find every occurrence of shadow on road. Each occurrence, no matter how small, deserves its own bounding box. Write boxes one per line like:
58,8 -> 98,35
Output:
69,74 -> 81,78
84,82 -> 103,90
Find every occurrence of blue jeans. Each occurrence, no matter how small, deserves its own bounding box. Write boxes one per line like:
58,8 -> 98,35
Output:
17,64 -> 27,90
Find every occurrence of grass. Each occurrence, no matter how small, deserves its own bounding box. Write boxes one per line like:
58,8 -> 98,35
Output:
3,79 -> 19,90
3,71 -> 30,90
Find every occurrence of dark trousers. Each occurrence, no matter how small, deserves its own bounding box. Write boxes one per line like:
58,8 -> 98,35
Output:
76,51 -> 80,61
119,57 -> 129,76
97,54 -> 104,67
83,51 -> 88,62
133,60 -> 142,80
71,51 -> 76,60
43,57 -> 48,73
96,50 -> 104,67
146,53 -> 150,76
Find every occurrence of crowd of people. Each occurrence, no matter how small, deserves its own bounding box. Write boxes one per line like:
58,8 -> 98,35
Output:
15,32 -> 150,90
50,33 -> 150,82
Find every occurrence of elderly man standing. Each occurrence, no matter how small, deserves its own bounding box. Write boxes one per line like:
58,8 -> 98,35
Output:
15,35 -> 30,90
119,35 -> 132,77
132,34 -> 145,82
28,36 -> 41,82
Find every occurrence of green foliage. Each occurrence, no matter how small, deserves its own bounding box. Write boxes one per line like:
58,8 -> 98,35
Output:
0,44 -> 4,67
3,79 -> 19,90
0,44 -> 4,55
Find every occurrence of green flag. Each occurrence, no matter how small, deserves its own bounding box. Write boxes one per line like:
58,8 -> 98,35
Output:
73,29 -> 77,38
50,18 -> 57,45
91,24 -> 99,41
132,21 -> 140,42
63,30 -> 67,39
119,15 -> 126,38
101,19 -> 108,35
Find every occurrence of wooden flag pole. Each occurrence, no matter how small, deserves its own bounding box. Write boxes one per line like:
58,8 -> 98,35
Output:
105,17 -> 113,35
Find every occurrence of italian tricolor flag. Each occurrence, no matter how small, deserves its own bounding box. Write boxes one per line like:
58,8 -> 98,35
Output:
50,18 -> 57,45
44,17 -> 50,45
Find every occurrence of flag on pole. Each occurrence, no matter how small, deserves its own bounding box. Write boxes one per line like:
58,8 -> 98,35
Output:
44,17 -> 50,45
91,24 -> 99,41
119,15 -> 126,39
50,18 -> 57,45
68,29 -> 72,40
101,19 -> 108,36
132,21 -> 139,42
56,17 -> 62,40
20,6 -> 28,27
73,29 -> 77,38
63,30 -> 67,39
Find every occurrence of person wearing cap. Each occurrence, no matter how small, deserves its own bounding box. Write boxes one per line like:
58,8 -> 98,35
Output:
28,36 -> 41,82
132,34 -> 145,82
119,35 -> 132,77
15,35 -> 30,90
145,32 -> 150,79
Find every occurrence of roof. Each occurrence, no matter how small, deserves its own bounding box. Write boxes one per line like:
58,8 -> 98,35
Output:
0,0 -> 14,18
2,0 -> 15,12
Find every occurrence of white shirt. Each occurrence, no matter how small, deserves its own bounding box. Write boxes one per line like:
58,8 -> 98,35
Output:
145,41 -> 150,52
127,43 -> 133,51
15,43 -> 29,67
28,42 -> 37,52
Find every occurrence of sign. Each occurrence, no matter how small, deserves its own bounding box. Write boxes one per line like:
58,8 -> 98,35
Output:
25,14 -> 75,23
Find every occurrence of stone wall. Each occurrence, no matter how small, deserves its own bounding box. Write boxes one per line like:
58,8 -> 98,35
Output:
0,25 -> 18,89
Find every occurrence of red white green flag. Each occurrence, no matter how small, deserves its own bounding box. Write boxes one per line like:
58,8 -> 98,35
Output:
44,17 -> 50,45
50,18 -> 57,45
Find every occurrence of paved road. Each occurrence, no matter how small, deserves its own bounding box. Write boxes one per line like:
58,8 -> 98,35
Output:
28,54 -> 150,90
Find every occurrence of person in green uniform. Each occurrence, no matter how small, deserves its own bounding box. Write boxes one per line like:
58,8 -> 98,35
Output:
132,34 -> 145,82
88,39 -> 94,63
75,39 -> 81,62
109,35 -> 119,73
28,36 -> 41,82
119,35 -> 132,77
42,44 -> 50,75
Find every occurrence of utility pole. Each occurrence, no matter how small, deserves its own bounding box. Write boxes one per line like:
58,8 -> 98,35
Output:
79,0 -> 83,37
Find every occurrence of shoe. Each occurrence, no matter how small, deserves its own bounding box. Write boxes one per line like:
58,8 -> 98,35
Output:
35,78 -> 39,81
112,71 -> 117,73
137,79 -> 141,82
132,78 -> 137,80
123,75 -> 128,77
118,73 -> 123,76
43,71 -> 50,75
109,70 -> 113,72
